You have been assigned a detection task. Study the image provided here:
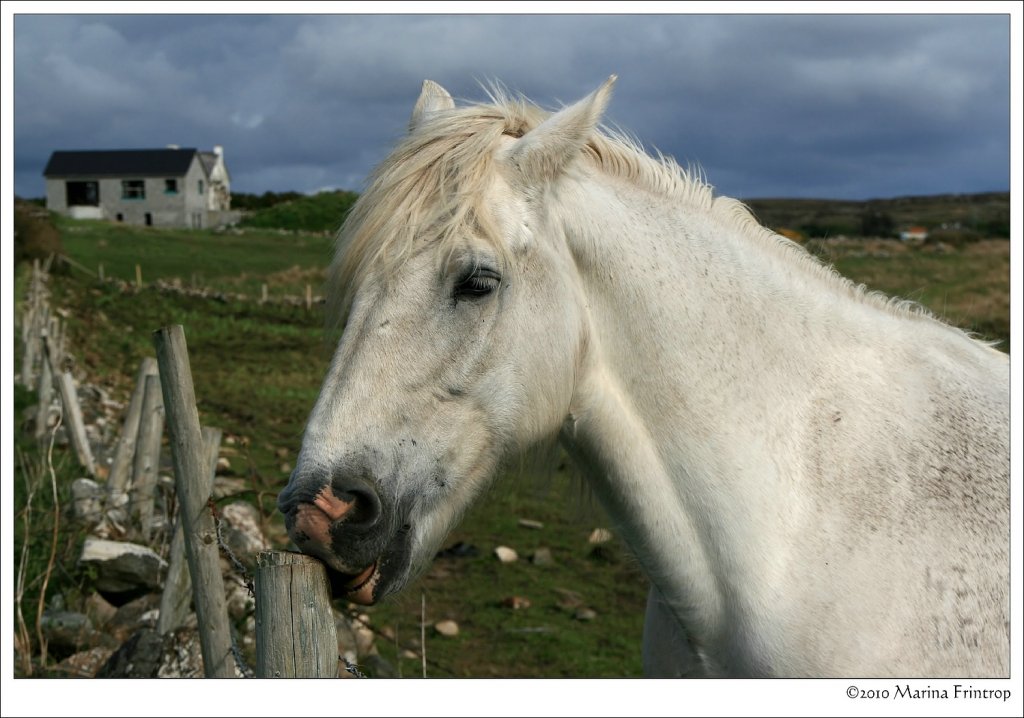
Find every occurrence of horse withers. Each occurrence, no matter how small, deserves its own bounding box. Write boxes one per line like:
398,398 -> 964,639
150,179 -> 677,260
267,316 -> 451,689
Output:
277,77 -> 1009,677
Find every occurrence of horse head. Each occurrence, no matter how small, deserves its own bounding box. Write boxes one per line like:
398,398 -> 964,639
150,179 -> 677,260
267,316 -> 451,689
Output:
277,78 -> 616,604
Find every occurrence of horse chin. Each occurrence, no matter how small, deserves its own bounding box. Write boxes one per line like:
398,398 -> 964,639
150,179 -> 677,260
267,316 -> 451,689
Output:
323,531 -> 414,605
326,561 -> 383,605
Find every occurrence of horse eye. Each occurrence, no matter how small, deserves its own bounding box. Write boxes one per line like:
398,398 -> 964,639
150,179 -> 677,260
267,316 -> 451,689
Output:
454,268 -> 500,300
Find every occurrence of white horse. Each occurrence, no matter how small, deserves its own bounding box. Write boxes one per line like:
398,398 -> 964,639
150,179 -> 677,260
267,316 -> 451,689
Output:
278,77 -> 1009,677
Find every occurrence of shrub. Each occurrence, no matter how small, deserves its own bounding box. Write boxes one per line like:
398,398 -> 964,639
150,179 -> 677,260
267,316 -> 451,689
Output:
14,200 -> 65,267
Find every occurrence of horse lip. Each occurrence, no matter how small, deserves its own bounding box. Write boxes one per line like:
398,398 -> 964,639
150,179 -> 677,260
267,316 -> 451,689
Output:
342,561 -> 378,592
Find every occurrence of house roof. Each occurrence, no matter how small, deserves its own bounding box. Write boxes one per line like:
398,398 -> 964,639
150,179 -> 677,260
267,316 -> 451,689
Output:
43,148 -> 201,178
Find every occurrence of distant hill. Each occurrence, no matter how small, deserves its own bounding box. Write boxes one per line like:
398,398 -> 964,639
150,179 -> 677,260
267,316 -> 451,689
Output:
741,191 -> 1009,240
236,190 -> 359,233
226,189 -> 1009,239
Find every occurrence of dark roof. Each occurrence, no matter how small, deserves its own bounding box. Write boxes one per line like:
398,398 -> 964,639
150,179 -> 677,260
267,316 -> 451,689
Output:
43,148 -> 200,178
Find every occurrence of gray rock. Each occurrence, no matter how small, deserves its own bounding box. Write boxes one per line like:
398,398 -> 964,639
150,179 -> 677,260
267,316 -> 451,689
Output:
80,537 -> 167,593
70,478 -> 104,525
218,501 -> 270,567
531,547 -> 554,566
40,610 -> 95,650
96,628 -> 165,678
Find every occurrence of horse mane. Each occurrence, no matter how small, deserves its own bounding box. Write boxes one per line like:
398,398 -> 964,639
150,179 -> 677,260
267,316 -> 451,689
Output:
328,85 -> 987,344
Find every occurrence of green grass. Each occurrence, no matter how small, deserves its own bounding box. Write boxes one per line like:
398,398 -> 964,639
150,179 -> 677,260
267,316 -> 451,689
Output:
56,216 -> 335,296
812,239 -> 1010,351
13,214 -> 1010,677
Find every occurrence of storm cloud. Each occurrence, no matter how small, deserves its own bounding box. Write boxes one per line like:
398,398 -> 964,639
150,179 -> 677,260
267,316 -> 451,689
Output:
11,12 -> 1011,200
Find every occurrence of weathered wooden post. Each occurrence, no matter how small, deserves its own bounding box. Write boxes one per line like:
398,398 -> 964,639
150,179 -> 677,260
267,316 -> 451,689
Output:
255,551 -> 339,678
135,264 -> 143,289
153,325 -> 235,678
107,358 -> 159,508
34,324 -> 54,440
159,426 -> 222,635
21,262 -> 45,389
305,284 -> 312,311
131,374 -> 165,541
51,336 -> 96,477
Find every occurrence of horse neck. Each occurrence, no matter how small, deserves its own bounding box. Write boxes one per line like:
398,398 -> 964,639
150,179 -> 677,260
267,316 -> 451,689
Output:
556,172 -> 856,669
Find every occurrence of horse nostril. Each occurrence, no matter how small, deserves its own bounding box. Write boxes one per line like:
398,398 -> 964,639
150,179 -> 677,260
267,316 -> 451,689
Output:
331,476 -> 382,529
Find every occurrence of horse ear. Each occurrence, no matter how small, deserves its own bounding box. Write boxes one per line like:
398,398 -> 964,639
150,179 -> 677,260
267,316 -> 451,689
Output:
409,80 -> 455,131
501,75 -> 616,182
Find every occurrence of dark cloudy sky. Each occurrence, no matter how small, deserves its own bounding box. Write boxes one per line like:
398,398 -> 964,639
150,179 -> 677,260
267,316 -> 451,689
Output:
10,11 -> 1013,201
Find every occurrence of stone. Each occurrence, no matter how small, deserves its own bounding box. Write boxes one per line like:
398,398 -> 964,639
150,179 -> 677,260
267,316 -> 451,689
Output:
83,592 -> 118,630
96,628 -> 165,678
79,537 -> 167,593
40,610 -> 95,650
501,596 -> 531,610
434,619 -> 459,637
106,594 -> 162,644
215,456 -> 232,475
588,528 -> 613,544
517,518 -> 544,530
212,476 -> 248,499
70,478 -> 104,525
56,646 -> 115,678
494,546 -> 518,563
574,607 -> 598,622
218,501 -> 270,565
531,547 -> 554,566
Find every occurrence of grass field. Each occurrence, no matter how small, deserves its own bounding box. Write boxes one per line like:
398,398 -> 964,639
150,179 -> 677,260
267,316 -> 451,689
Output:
13,214 -> 1010,677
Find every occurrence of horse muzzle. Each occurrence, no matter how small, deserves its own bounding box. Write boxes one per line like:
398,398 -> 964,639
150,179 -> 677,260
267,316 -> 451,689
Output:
278,472 -> 395,604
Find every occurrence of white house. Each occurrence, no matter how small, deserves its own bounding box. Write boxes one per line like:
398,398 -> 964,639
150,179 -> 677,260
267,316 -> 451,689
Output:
43,146 -> 240,228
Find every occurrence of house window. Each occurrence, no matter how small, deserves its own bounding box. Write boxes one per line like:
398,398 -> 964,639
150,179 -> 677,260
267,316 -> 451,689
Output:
122,180 -> 146,200
66,181 -> 99,206
165,179 -> 178,194
145,213 -> 153,226
198,179 -> 205,195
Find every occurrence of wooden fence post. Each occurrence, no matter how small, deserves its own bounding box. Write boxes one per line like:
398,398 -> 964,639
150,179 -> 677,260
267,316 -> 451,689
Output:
255,551 -> 339,678
54,363 -> 97,477
107,358 -> 159,508
153,325 -> 235,678
159,426 -> 222,635
135,264 -> 143,288
305,284 -> 312,311
131,374 -> 165,541
34,327 -> 54,440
